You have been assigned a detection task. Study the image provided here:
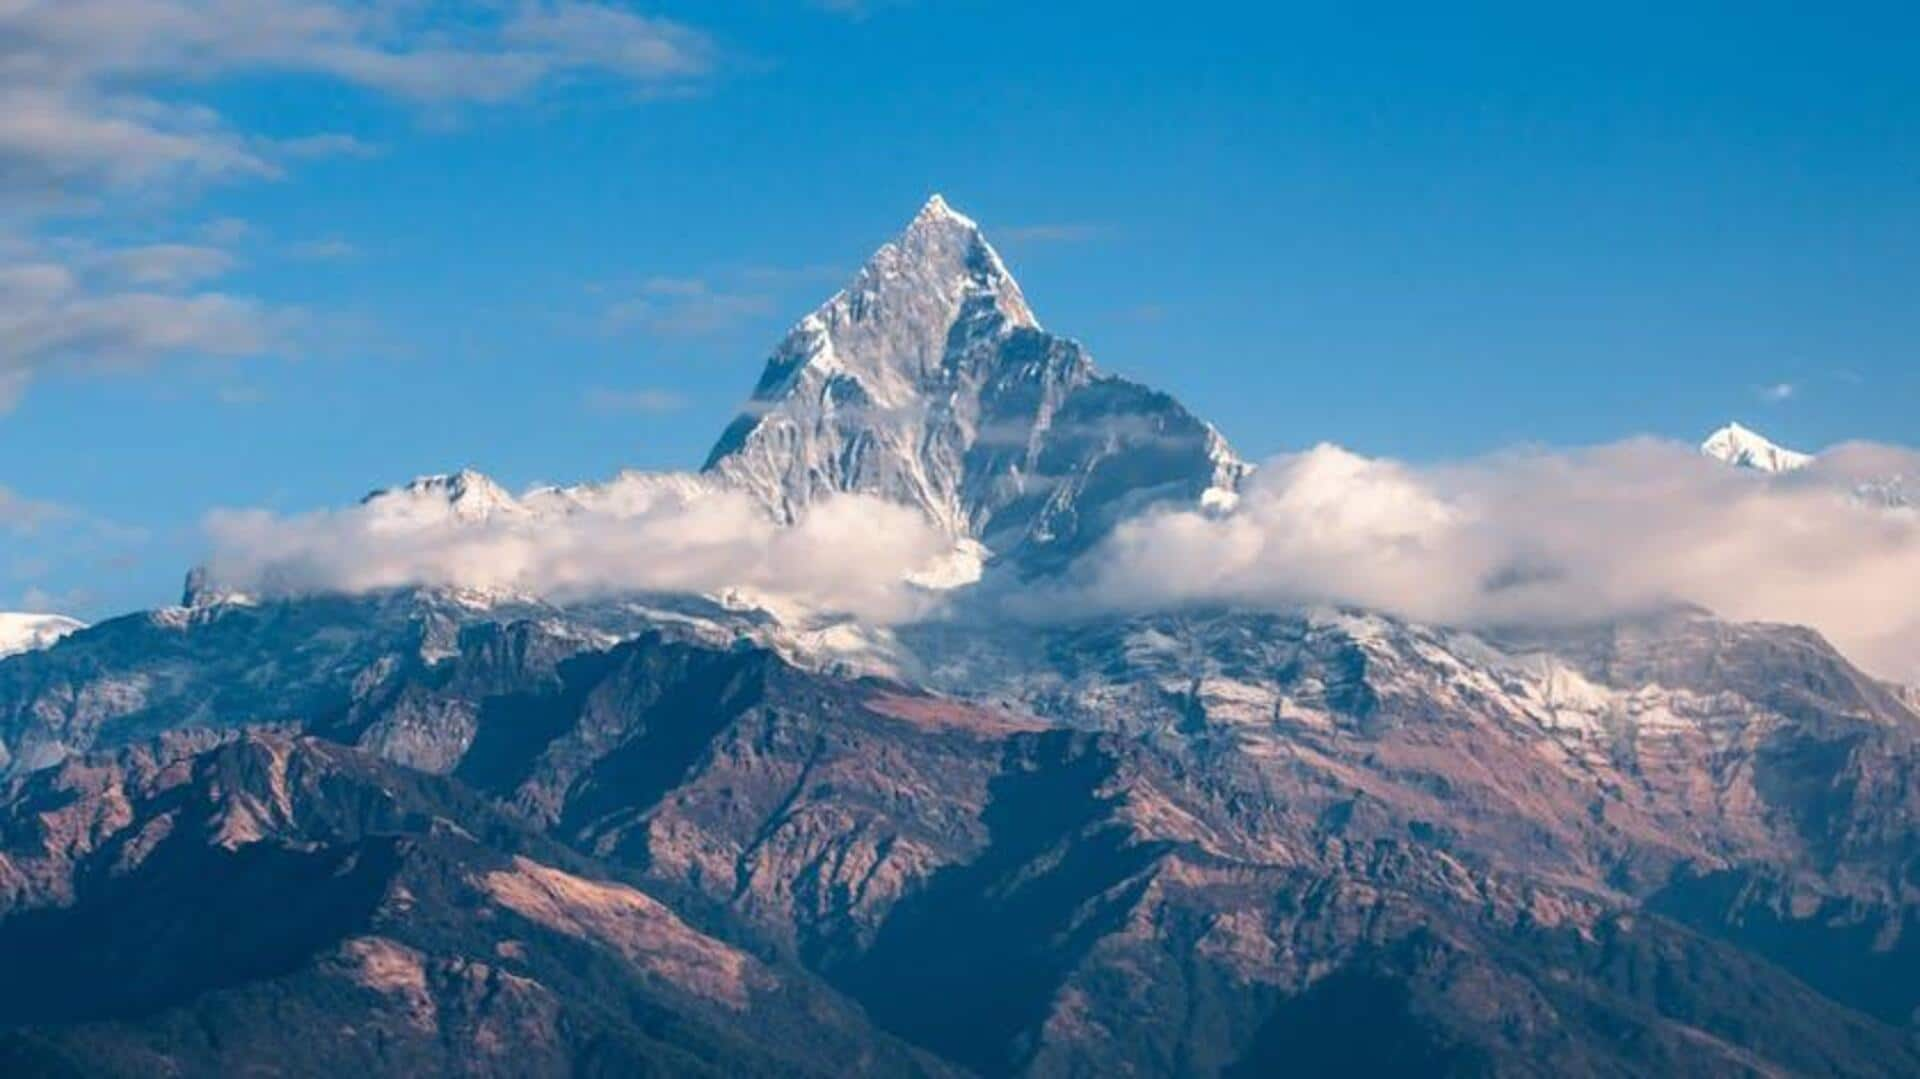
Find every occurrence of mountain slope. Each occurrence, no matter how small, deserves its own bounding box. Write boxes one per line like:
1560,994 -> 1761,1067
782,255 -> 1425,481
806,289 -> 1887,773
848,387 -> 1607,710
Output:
0,730 -> 953,1078
4,600 -> 1916,1074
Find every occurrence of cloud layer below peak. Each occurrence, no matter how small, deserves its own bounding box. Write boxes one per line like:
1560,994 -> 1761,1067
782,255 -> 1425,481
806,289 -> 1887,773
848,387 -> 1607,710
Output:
200,479 -> 954,624
194,435 -> 1920,686
1034,438 -> 1920,683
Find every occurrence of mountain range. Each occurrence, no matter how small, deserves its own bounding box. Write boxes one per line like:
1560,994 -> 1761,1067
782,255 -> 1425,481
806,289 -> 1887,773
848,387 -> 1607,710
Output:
0,198 -> 1915,1077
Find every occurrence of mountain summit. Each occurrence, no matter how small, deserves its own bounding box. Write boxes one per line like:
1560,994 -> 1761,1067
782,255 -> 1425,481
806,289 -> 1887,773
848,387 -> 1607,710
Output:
703,195 -> 1246,570
1701,421 -> 1812,472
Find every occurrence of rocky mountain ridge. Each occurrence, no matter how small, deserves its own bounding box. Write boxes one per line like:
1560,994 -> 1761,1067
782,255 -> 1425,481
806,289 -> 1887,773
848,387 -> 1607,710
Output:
2,602 -> 1916,1074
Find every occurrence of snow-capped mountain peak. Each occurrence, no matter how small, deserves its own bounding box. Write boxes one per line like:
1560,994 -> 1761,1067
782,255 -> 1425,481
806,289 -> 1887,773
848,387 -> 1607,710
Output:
0,612 -> 84,658
733,192 -> 1039,414
703,195 -> 1247,565
1701,421 -> 1812,473
361,469 -> 529,525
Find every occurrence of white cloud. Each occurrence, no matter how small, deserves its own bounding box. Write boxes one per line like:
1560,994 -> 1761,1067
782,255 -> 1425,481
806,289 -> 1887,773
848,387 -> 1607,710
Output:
0,1 -> 716,406
584,387 -> 687,414
0,250 -> 288,408
601,277 -> 773,336
92,243 -> 236,286
996,223 -> 1105,244
0,486 -> 69,534
199,483 -> 952,623
0,85 -> 273,205
1035,439 -> 1920,683
275,133 -> 378,160
807,0 -> 908,18
1760,381 -> 1796,402
0,0 -> 715,200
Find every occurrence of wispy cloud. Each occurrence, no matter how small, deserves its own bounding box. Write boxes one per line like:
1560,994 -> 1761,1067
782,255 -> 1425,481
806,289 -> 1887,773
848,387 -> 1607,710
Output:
733,263 -> 847,289
995,223 -> 1106,245
807,0 -> 913,18
584,386 -> 687,414
0,486 -> 69,534
0,1 -> 716,202
287,238 -> 358,261
0,487 -> 145,615
1759,381 -> 1796,402
601,277 -> 774,337
275,134 -> 379,160
0,246 -> 291,410
91,243 -> 235,287
0,1 -> 717,407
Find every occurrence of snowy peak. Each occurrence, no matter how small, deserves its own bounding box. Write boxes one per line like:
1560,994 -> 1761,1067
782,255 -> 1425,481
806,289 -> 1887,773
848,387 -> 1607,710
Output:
361,469 -> 528,525
0,612 -> 84,658
766,192 -> 1037,408
1702,422 -> 1812,473
901,193 -> 1031,318
703,194 -> 1246,567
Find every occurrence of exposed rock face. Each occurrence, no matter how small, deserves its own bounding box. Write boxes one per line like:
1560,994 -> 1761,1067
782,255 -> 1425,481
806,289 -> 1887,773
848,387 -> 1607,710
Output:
2,605 -> 1915,1075
703,196 -> 1246,570
0,730 -> 951,1077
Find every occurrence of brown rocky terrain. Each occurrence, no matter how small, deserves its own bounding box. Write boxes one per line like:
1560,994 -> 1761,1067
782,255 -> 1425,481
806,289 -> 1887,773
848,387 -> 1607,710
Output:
0,603 -> 1915,1075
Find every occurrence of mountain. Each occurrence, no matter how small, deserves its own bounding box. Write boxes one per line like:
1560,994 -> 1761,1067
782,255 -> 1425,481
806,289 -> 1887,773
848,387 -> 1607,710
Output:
1,198 -> 1917,1076
3,603 -> 1916,1075
1701,421 -> 1813,472
184,197 -> 1246,607
703,195 -> 1247,571
0,729 -> 952,1077
0,613 -> 82,659
359,468 -> 725,527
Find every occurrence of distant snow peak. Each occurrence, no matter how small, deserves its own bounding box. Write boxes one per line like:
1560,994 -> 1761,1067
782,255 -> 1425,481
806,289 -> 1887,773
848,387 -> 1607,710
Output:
913,192 -> 969,228
0,612 -> 84,658
1701,422 -> 1812,473
365,468 -> 528,524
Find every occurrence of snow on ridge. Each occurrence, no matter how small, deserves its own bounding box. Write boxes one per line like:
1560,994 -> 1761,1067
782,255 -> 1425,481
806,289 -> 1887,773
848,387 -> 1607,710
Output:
1701,422 -> 1812,473
0,612 -> 85,659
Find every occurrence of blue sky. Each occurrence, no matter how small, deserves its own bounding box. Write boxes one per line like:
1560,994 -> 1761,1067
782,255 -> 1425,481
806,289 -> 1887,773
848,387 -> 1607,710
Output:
3,1 -> 1917,618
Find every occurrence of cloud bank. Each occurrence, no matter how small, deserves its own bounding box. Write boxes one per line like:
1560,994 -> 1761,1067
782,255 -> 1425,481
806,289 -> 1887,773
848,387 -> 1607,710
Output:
200,480 -> 953,623
194,437 -> 1920,684
1038,439 -> 1920,683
